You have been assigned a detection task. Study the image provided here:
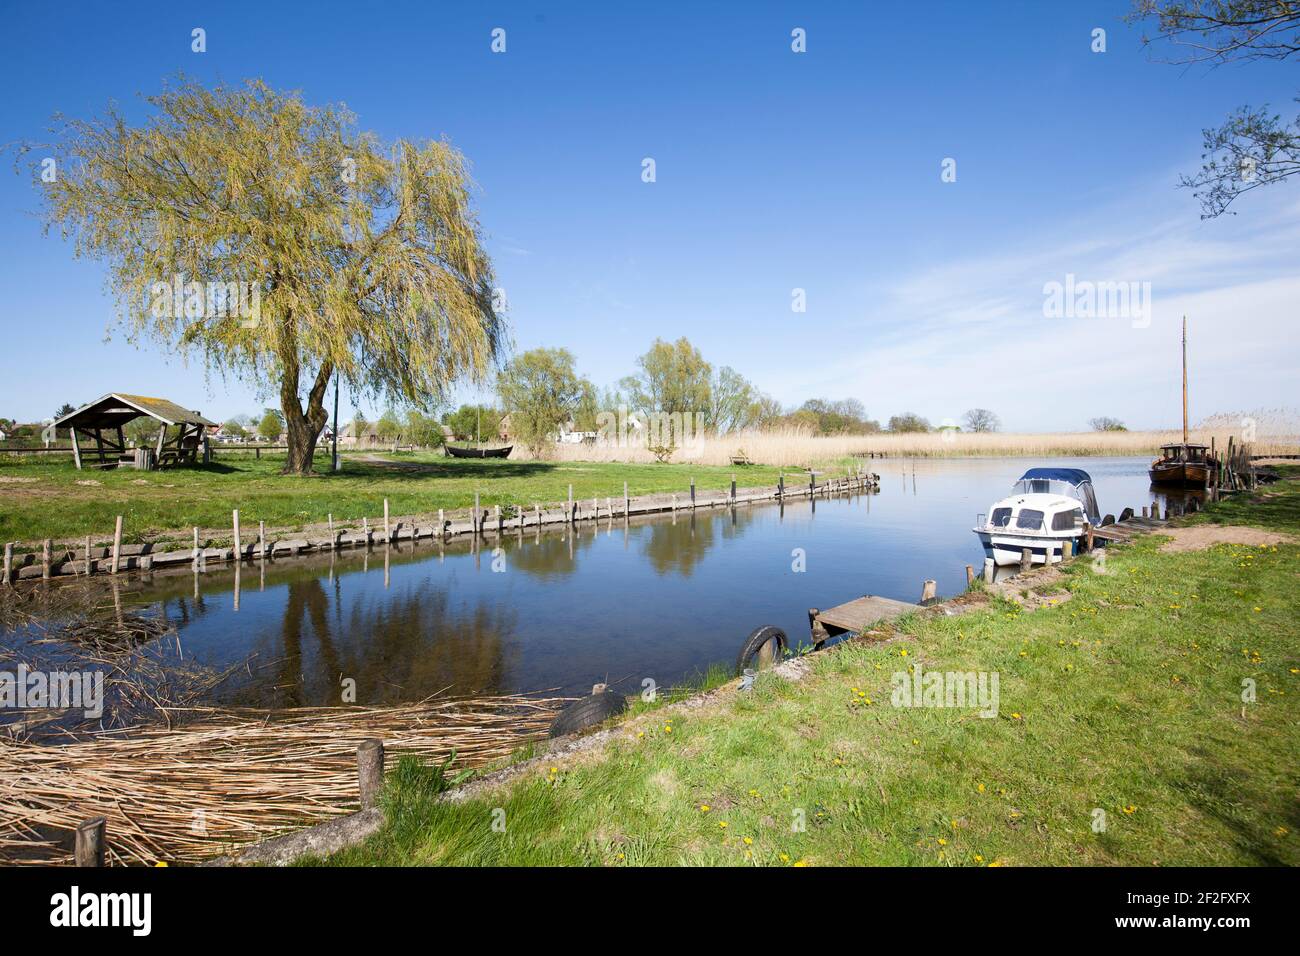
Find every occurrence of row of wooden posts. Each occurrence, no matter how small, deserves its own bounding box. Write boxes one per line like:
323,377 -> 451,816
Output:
2,470 -> 880,585
69,739 -> 387,867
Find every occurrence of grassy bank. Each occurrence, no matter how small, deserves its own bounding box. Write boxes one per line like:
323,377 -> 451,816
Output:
316,476 -> 1300,866
0,454 -> 790,543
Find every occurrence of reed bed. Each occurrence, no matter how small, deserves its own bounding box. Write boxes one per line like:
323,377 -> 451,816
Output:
526,418 -> 1300,468
0,694 -> 568,866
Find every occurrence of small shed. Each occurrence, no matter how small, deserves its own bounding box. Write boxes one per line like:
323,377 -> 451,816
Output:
54,393 -> 217,470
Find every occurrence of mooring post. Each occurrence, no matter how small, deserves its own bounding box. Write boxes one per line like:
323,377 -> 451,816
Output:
1020,548 -> 1032,572
259,521 -> 267,560
730,475 -> 736,504
75,816 -> 106,867
192,527 -> 200,569
384,499 -> 390,542
474,492 -> 481,536
534,503 -> 541,527
593,496 -> 598,520
1141,505 -> 1148,519
965,564 -> 974,586
1084,523 -> 1094,552
1062,539 -> 1074,560
624,481 -> 629,516
84,535 -> 93,576
983,557 -> 994,584
495,504 -> 502,535
672,494 -> 678,513
232,509 -> 241,562
920,579 -> 937,603
40,539 -> 51,580
810,472 -> 815,496
357,739 -> 385,810
778,473 -> 784,498
111,516 -> 123,574
2,542 -> 12,586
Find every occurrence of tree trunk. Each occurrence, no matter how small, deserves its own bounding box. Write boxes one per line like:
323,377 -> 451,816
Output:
281,361 -> 333,476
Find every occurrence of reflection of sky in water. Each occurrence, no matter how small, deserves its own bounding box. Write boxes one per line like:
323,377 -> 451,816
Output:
10,457 -> 1189,704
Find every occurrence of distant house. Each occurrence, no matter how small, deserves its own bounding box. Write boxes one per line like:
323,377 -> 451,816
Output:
0,428 -> 7,442
340,420 -> 381,447
497,414 -> 512,442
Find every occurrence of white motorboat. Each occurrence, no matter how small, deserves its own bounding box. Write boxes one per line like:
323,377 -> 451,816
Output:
973,468 -> 1101,566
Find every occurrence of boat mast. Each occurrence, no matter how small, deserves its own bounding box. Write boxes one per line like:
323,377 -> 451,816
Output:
1181,315 -> 1188,445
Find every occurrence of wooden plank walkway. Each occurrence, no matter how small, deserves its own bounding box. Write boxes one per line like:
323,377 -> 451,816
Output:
810,594 -> 917,646
1090,514 -> 1168,543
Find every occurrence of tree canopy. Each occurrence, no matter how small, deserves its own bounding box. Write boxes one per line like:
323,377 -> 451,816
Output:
23,77 -> 504,473
496,347 -> 589,456
1128,1 -> 1300,216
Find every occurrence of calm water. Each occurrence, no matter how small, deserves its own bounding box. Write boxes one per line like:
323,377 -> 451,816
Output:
7,457 -> 1197,708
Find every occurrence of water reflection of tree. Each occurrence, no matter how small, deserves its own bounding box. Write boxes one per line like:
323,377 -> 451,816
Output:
505,532 -> 593,580
244,577 -> 520,707
639,507 -> 760,576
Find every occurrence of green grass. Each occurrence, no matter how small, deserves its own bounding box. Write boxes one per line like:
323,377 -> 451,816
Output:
315,479 -> 1300,867
0,454 -> 788,544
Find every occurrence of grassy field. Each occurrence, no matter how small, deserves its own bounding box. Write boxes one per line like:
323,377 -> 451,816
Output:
315,475 -> 1300,866
0,453 -> 787,544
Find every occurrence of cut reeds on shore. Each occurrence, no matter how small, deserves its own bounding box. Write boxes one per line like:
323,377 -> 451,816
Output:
0,693 -> 568,866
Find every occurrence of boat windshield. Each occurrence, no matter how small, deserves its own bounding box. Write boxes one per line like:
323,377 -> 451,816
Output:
1009,477 -> 1100,523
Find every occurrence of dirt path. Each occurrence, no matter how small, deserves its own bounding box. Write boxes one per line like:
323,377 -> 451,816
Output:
1158,525 -> 1296,553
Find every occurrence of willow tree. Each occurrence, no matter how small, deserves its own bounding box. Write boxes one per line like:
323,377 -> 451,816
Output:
24,78 -> 503,474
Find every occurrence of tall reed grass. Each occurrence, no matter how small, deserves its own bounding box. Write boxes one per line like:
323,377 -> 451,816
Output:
522,414 -> 1299,468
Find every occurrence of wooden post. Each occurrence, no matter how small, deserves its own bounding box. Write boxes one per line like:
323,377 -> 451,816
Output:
384,499 -> 390,542
593,497 -> 599,520
70,428 -> 82,470
41,539 -> 51,580
778,473 -> 784,498
624,481 -> 630,516
983,557 -> 994,584
1141,505 -> 1148,518
438,509 -> 445,535
357,739 -> 385,809
232,509 -> 241,561
363,516 -> 370,545
672,494 -> 678,513
193,527 -> 200,569
259,521 -> 267,560
1062,539 -> 1073,560
111,516 -> 123,574
1020,548 -> 1032,572
534,504 -> 540,527
920,579 -> 937,602
567,485 -> 574,524
965,564 -> 974,586
690,477 -> 696,508
495,504 -> 503,535
84,535 -> 93,576
75,816 -> 106,867
1083,523 -> 1094,552
328,513 -> 336,548
2,542 -> 11,586
810,472 -> 816,496
730,475 -> 737,503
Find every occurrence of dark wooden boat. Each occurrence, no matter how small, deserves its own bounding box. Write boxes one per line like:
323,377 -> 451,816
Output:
1149,443 -> 1215,487
445,443 -> 512,459
1148,317 -> 1217,489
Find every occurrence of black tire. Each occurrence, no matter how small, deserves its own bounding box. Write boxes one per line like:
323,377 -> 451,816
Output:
548,690 -> 627,738
735,625 -> 788,677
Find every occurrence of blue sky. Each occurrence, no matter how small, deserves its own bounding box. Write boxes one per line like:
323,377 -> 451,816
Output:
1,0 -> 1296,431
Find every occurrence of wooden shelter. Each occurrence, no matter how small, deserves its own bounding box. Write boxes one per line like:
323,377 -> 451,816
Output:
54,393 -> 217,470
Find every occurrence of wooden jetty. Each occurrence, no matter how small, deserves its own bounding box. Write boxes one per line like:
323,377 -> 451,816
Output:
2,470 -> 880,584
808,594 -> 917,648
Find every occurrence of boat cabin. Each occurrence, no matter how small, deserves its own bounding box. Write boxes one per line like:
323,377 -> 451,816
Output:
1157,443 -> 1210,463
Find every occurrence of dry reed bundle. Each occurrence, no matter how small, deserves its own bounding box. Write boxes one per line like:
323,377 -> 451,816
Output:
0,693 -> 567,866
